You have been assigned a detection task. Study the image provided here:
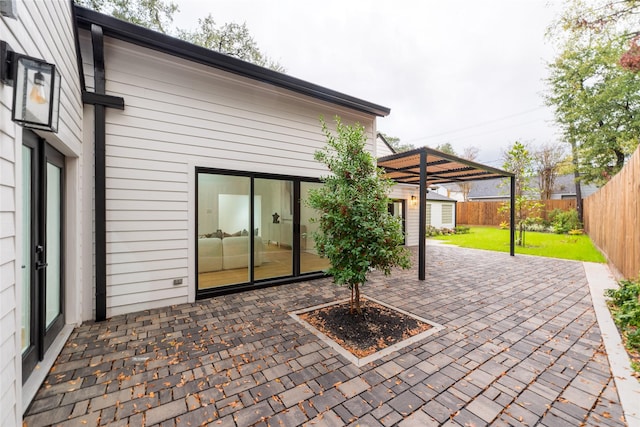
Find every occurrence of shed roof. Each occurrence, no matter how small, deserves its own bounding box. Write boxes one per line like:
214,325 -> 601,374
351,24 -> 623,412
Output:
378,146 -> 514,186
74,5 -> 390,117
426,192 -> 456,202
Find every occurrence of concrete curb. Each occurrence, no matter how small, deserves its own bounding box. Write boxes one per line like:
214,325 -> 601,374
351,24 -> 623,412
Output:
583,262 -> 640,427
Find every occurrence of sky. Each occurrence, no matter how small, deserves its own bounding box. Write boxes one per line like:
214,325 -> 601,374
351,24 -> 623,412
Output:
173,0 -> 565,167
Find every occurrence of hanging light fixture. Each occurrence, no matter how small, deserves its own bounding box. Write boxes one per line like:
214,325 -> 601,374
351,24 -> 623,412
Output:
29,70 -> 48,104
1,41 -> 61,132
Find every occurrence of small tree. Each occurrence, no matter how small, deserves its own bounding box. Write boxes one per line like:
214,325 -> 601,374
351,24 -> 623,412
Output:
499,141 -> 543,246
308,117 -> 411,315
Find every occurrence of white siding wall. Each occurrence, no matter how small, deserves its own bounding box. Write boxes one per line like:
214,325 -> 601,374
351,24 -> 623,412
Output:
427,201 -> 456,229
1,2 -> 83,424
388,184 -> 418,246
376,135 -> 394,157
79,34 -> 377,316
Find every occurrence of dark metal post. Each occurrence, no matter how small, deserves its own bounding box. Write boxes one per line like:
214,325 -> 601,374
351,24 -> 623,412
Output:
419,150 -> 427,280
92,24 -> 107,321
510,175 -> 515,256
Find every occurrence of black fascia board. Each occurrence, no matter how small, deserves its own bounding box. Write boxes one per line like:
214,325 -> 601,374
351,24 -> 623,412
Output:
73,5 -> 390,118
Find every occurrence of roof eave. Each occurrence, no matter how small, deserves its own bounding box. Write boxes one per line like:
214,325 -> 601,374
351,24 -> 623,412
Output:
74,5 -> 391,118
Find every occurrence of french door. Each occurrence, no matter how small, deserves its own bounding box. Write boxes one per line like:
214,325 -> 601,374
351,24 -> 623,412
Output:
21,131 -> 64,382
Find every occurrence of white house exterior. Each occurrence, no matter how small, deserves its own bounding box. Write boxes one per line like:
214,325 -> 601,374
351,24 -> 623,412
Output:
1,4 -> 429,422
1,1 -> 85,425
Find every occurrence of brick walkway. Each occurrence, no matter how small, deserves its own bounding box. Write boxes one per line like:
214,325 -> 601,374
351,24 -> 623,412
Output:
25,246 -> 628,426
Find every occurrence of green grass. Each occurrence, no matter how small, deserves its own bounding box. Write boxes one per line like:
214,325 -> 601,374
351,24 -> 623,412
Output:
432,226 -> 606,262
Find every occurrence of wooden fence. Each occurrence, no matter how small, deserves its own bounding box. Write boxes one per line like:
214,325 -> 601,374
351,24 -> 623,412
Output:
584,148 -> 640,279
456,199 -> 577,226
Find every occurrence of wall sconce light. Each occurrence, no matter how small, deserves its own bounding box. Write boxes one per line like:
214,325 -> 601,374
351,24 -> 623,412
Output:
410,195 -> 417,208
1,41 -> 60,132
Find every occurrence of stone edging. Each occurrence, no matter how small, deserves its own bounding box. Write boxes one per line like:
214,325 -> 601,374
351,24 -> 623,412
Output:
583,262 -> 640,427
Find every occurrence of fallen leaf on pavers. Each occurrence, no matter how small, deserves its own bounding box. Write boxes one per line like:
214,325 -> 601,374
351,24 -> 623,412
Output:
602,411 -> 612,418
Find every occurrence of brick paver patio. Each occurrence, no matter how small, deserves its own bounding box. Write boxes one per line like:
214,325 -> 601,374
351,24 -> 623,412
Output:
25,246 -> 628,426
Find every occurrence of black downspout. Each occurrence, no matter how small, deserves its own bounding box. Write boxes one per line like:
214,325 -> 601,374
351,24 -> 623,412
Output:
510,175 -> 515,257
418,150 -> 427,280
92,24 -> 107,321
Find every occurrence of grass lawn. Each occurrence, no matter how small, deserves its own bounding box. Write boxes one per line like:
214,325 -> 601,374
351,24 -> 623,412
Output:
432,226 -> 606,262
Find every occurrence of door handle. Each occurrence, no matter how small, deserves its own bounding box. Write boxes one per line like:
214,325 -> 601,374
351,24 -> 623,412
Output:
36,261 -> 48,270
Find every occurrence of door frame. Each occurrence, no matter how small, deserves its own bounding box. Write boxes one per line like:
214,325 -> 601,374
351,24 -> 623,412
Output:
21,131 -> 65,383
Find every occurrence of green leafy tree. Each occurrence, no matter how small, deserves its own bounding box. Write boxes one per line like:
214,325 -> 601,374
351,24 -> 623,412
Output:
546,36 -> 640,186
178,16 -> 285,72
308,117 -> 411,314
76,0 -> 178,33
75,0 -> 285,72
435,142 -> 456,155
499,141 -> 543,246
379,132 -> 415,153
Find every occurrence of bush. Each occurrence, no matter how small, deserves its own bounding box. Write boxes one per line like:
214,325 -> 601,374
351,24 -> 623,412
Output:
551,209 -> 582,234
455,226 -> 470,234
524,223 -> 552,233
605,279 -> 640,363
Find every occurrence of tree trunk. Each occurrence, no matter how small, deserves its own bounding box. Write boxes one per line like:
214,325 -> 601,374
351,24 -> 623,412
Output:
353,283 -> 362,315
570,140 -> 583,223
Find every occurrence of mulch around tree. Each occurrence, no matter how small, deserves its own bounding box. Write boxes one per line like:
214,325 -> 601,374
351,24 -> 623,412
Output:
299,298 -> 432,358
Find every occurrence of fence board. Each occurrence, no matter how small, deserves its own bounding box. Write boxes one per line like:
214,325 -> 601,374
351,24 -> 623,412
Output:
456,200 -> 576,226
584,148 -> 640,279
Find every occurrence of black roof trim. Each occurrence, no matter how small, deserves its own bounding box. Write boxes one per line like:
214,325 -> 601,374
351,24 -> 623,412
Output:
74,5 -> 390,117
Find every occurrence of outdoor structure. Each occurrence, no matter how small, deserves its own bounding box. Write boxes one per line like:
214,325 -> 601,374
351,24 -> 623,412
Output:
0,3 -> 515,423
425,192 -> 457,228
378,147 -> 516,280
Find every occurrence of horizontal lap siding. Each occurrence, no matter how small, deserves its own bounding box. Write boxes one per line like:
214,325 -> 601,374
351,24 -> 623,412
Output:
97,38 -> 376,315
2,2 -> 82,424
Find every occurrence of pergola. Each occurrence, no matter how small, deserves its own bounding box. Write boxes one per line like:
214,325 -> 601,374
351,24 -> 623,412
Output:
377,147 -> 516,280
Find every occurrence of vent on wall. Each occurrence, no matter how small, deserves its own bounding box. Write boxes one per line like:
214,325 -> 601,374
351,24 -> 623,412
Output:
0,0 -> 17,18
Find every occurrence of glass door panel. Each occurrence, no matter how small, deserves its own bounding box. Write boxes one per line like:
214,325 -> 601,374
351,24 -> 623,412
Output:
21,132 -> 65,382
300,182 -> 330,274
254,179 -> 293,280
45,162 -> 62,328
197,174 -> 251,289
21,145 -> 32,354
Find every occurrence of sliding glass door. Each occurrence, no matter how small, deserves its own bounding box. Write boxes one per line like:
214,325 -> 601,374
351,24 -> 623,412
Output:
196,170 -> 327,295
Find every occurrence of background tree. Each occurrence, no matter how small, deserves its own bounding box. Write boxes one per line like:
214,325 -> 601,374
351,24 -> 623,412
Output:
534,143 -> 566,200
499,141 -> 543,246
378,132 -> 415,153
75,0 -> 285,71
308,118 -> 411,315
77,0 -> 177,32
434,142 -> 456,155
457,146 -> 479,201
178,17 -> 285,71
546,34 -> 640,186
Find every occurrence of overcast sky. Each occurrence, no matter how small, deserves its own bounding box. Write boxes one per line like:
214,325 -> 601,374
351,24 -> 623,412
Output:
173,0 -> 564,166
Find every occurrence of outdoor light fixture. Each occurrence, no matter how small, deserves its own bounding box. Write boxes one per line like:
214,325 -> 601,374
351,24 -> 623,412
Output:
1,41 -> 60,132
410,195 -> 417,207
